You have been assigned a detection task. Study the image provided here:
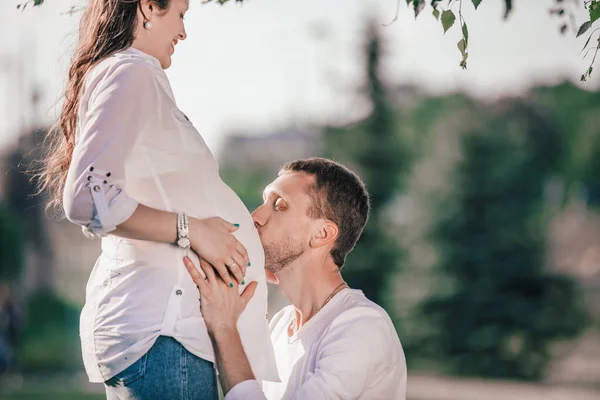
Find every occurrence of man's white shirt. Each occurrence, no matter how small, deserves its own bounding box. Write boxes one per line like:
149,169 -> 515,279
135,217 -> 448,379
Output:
225,288 -> 407,400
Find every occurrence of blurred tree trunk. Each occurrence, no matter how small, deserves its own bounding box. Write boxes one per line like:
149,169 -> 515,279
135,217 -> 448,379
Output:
323,20 -> 410,308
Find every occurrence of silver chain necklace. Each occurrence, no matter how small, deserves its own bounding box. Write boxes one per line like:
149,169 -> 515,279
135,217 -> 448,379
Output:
288,282 -> 349,337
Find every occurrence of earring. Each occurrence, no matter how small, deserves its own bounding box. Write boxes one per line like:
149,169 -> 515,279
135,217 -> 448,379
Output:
144,21 -> 153,29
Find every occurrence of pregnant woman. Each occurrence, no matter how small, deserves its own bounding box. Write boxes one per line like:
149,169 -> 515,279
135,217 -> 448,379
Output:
37,0 -> 278,399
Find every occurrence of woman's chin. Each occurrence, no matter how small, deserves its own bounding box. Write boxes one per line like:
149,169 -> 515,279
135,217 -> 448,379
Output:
160,56 -> 172,70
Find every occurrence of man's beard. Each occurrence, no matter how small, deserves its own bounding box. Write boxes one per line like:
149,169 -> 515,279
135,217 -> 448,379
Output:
262,234 -> 306,274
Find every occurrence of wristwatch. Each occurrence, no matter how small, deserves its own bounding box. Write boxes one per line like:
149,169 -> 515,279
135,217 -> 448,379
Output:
177,212 -> 191,249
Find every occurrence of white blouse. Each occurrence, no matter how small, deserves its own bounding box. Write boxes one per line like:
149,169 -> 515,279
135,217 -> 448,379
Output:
63,47 -> 279,383
225,289 -> 407,400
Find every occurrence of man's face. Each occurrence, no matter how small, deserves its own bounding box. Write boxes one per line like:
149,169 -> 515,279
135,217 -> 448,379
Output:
252,172 -> 316,275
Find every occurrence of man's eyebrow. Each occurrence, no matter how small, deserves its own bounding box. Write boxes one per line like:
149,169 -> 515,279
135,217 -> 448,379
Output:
262,187 -> 287,201
262,185 -> 271,200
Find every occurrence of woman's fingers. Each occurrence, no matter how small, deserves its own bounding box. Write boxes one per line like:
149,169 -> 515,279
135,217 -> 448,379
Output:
213,261 -> 235,288
222,218 -> 240,233
236,241 -> 249,271
227,254 -> 245,284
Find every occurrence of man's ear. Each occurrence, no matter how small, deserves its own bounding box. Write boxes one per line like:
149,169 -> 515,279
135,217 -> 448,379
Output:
309,220 -> 338,249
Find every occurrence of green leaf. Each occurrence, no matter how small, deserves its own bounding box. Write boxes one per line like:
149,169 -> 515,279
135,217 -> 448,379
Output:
560,24 -> 568,35
414,0 -> 426,18
577,21 -> 592,38
457,38 -> 467,55
462,22 -> 469,45
33,0 -> 44,5
459,52 -> 468,69
581,33 -> 593,53
433,8 -> 440,20
441,10 -> 456,33
590,1 -> 600,24
504,0 -> 513,19
472,0 -> 482,9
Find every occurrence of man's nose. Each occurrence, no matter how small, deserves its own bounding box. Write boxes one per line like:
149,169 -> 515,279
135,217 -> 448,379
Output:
251,204 -> 268,227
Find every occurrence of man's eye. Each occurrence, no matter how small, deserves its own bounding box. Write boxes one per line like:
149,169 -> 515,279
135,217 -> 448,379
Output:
274,198 -> 286,211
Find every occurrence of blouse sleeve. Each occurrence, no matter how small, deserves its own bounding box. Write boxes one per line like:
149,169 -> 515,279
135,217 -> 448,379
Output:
63,59 -> 158,238
224,380 -> 267,400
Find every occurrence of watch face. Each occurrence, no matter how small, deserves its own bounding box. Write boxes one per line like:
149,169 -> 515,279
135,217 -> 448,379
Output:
178,237 -> 190,248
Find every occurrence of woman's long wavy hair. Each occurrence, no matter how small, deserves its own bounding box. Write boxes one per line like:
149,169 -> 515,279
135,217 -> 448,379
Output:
37,0 -> 169,213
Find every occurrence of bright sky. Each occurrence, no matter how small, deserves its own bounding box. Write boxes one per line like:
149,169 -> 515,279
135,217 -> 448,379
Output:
0,0 -> 597,154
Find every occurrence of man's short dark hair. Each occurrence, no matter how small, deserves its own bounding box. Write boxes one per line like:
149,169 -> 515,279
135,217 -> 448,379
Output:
279,157 -> 370,269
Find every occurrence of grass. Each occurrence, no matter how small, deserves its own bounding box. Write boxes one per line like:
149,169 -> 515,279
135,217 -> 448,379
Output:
0,373 -> 105,400
0,391 -> 104,400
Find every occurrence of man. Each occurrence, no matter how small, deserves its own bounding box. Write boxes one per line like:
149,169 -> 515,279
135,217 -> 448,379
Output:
184,158 -> 407,399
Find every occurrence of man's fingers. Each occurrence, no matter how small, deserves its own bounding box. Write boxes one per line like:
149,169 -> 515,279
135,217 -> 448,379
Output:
183,256 -> 208,289
240,281 -> 258,305
198,258 -> 218,283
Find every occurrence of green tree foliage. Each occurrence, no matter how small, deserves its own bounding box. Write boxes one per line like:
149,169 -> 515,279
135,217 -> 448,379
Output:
0,203 -> 23,281
401,0 -> 600,75
420,102 -> 588,380
531,83 -> 600,206
19,291 -> 83,372
219,167 -> 271,212
324,22 -> 410,307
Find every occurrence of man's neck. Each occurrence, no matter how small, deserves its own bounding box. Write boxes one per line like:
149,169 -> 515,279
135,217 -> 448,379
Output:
275,256 -> 346,332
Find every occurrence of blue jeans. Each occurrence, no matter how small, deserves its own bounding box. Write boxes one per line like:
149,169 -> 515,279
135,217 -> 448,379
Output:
104,336 -> 218,400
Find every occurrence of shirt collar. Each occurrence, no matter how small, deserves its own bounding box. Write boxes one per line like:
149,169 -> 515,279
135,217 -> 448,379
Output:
119,46 -> 162,69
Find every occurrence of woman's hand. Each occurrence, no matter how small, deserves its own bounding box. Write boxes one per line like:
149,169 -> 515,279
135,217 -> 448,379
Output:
188,217 -> 249,286
183,256 -> 257,335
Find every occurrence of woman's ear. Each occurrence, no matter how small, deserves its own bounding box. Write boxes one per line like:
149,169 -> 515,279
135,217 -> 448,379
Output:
139,0 -> 155,21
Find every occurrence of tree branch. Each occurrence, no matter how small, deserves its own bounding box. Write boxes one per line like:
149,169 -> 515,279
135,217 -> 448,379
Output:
383,0 -> 401,27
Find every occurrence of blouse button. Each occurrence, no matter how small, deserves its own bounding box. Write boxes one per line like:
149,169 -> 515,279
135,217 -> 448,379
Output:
93,185 -> 101,192
176,289 -> 183,296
